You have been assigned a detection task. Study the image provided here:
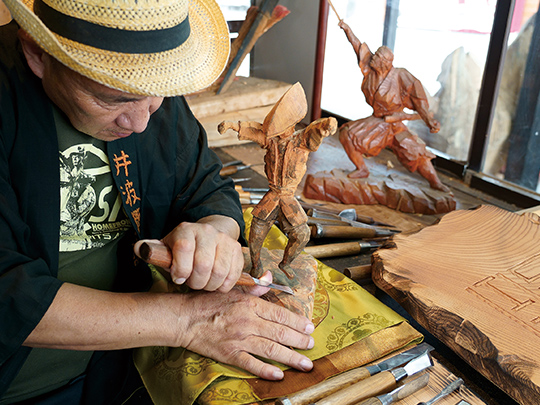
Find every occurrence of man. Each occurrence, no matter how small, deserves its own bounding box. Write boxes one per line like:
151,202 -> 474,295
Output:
338,20 -> 449,192
218,83 -> 337,279
0,0 -> 315,403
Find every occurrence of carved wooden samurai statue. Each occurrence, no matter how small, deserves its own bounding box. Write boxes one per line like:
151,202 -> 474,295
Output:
338,20 -> 449,192
218,83 -> 337,278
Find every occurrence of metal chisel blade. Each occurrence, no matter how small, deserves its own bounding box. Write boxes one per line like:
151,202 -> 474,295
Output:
250,275 -> 294,295
404,352 -> 434,377
366,343 -> 434,375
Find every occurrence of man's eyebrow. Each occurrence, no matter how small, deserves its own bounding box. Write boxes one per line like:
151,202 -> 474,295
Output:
100,93 -> 144,103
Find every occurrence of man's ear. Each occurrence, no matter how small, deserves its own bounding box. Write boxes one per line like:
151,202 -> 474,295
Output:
18,29 -> 46,78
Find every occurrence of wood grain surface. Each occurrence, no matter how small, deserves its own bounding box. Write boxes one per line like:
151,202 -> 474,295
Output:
372,205 -> 540,404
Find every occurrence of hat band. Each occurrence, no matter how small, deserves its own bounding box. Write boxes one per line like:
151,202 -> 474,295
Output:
34,0 -> 191,54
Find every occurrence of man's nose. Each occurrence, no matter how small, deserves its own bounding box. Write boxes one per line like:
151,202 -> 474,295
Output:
117,97 -> 164,133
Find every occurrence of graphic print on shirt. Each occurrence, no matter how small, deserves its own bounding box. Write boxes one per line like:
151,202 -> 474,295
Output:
59,143 -> 131,251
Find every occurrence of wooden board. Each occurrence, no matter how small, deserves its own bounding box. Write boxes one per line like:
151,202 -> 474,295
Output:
372,205 -> 540,404
246,247 -> 318,321
186,76 -> 291,118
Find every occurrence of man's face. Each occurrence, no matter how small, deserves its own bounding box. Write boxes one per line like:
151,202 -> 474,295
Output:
41,55 -> 164,141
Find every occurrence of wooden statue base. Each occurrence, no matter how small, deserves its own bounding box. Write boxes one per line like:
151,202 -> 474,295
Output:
302,135 -> 456,215
244,247 -> 318,321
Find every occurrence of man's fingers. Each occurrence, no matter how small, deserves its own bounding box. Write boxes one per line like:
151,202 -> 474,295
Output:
238,270 -> 272,296
169,237 -> 197,285
215,244 -> 244,293
257,301 -> 316,337
229,341 -> 313,380
233,352 -> 285,381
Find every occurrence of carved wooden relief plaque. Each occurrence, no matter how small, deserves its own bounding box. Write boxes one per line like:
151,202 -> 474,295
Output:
372,205 -> 540,404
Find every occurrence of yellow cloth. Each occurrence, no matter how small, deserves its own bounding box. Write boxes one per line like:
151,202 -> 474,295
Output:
134,209 -> 421,404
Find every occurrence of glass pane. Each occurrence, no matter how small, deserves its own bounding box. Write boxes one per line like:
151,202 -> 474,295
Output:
321,0 -> 496,163
218,0 -> 251,22
217,0 -> 252,77
322,0 -> 387,120
484,0 -> 540,193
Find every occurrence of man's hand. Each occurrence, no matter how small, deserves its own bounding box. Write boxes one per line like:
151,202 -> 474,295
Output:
135,216 -> 244,292
179,289 -> 315,380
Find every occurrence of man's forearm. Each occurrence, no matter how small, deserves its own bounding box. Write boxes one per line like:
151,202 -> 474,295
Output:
24,283 -> 186,350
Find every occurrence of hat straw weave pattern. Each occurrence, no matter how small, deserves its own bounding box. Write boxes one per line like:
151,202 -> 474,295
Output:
4,0 -> 230,96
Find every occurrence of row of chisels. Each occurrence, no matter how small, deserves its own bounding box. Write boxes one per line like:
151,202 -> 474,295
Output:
277,343 -> 468,405
233,184 -> 398,259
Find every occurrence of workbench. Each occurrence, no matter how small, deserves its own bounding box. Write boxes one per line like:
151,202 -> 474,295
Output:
213,142 -> 522,405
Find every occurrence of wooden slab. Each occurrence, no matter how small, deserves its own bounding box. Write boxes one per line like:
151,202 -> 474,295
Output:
372,205 -> 540,404
186,76 -> 291,118
244,247 -> 318,321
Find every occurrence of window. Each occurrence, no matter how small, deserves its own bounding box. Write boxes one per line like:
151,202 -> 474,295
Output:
320,0 -> 540,207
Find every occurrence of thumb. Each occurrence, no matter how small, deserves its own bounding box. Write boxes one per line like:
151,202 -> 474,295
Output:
241,270 -> 273,297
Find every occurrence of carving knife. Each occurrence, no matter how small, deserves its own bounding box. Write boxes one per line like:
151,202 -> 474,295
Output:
311,351 -> 434,405
417,378 -> 463,405
137,241 -> 294,295
356,372 -> 430,405
276,343 -> 434,405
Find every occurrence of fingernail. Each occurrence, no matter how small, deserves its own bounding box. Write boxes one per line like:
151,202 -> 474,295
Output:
300,358 -> 313,371
273,369 -> 284,379
307,336 -> 315,350
174,278 -> 186,285
305,323 -> 315,334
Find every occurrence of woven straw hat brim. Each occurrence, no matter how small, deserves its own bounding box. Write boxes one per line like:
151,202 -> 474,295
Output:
4,0 -> 230,97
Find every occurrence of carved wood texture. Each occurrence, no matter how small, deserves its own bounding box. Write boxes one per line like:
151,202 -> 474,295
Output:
372,205 -> 540,404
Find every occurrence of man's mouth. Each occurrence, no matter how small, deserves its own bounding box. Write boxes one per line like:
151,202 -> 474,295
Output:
112,130 -> 133,138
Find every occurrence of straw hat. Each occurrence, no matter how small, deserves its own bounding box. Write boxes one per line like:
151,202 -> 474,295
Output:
3,0 -> 230,96
263,82 -> 308,138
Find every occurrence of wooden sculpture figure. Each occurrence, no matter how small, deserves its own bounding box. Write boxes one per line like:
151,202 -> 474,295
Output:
337,19 -> 449,192
218,83 -> 337,278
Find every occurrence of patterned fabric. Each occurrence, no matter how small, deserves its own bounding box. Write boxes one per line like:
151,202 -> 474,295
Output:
134,209 -> 422,404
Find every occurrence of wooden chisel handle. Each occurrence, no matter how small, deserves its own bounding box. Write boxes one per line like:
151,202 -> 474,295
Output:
276,367 -> 372,405
138,241 -> 256,287
219,165 -> 239,176
313,371 -> 397,405
303,241 -> 378,259
355,398 -> 383,405
310,224 -> 377,239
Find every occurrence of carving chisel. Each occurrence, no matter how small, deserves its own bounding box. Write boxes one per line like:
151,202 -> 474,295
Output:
311,351 -> 434,405
276,343 -> 433,405
303,240 -> 381,259
219,163 -> 259,176
306,216 -> 398,236
309,223 -> 391,239
417,378 -> 463,405
356,372 -> 430,405
137,241 -> 294,295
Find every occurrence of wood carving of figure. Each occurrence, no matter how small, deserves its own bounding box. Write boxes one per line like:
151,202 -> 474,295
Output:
338,20 -> 449,192
218,83 -> 337,278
